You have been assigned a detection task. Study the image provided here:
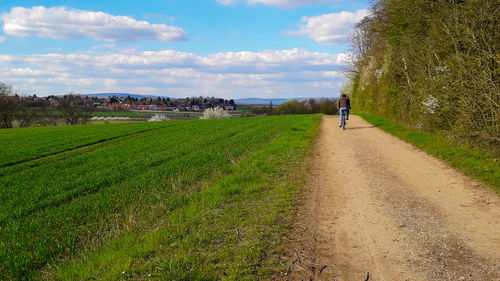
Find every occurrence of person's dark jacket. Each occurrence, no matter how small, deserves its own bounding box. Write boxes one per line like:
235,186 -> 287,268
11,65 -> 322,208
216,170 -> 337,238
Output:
338,97 -> 351,109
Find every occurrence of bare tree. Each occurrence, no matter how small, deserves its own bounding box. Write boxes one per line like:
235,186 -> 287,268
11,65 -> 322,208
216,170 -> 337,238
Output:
0,82 -> 14,97
0,83 -> 17,128
40,107 -> 59,126
58,92 -> 93,125
16,107 -> 36,128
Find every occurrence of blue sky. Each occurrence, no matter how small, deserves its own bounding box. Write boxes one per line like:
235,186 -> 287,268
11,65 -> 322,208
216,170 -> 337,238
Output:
0,0 -> 369,98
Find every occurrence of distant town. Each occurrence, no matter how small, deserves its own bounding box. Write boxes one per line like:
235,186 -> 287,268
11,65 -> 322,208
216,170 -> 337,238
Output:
14,93 -> 237,112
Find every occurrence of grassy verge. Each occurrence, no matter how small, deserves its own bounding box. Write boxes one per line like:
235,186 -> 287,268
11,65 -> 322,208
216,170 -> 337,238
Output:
357,113 -> 499,191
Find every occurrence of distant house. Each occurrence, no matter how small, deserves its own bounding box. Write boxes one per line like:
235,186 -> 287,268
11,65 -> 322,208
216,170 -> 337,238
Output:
224,105 -> 235,111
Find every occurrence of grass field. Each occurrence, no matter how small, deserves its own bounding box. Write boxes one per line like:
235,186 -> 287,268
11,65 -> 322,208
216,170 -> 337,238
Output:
357,113 -> 499,191
0,122 -> 168,167
0,115 -> 320,280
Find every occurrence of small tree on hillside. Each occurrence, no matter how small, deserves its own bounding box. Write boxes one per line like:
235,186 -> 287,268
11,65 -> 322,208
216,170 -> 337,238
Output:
0,83 -> 17,128
200,107 -> 231,119
58,92 -> 92,125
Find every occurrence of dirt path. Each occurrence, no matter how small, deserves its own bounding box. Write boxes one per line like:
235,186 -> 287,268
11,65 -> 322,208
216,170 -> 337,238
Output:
276,115 -> 500,281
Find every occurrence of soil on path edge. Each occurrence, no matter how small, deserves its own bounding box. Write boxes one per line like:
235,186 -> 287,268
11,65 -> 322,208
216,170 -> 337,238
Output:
273,115 -> 500,281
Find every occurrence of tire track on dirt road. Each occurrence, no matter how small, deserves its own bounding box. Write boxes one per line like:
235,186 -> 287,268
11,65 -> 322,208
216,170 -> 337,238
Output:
276,115 -> 500,281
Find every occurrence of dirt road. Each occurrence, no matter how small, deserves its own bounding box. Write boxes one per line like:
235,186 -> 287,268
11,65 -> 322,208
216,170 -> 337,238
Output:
277,115 -> 500,281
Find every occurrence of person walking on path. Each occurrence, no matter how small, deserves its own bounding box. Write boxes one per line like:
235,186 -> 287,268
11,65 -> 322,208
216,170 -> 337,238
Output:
338,94 -> 351,127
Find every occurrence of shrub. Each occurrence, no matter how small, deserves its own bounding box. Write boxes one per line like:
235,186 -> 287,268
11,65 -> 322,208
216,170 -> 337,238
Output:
319,99 -> 337,115
200,108 -> 231,120
148,113 -> 170,122
346,0 -> 499,149
272,99 -> 338,115
274,100 -> 309,115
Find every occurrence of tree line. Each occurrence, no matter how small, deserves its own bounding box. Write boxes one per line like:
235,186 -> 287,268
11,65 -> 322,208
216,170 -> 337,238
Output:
110,95 -> 235,107
243,98 -> 338,116
345,0 -> 499,149
0,84 -> 93,128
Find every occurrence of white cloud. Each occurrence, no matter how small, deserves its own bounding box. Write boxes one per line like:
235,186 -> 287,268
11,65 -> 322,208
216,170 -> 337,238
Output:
322,71 -> 344,78
0,48 -> 347,98
218,0 -> 237,5
219,0 -> 338,8
284,9 -> 370,45
248,0 -> 334,8
0,36 -> 6,43
92,44 -> 116,50
1,6 -> 187,42
0,55 -> 21,64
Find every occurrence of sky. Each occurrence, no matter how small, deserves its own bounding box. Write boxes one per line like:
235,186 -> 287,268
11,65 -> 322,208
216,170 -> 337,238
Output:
0,0 -> 370,99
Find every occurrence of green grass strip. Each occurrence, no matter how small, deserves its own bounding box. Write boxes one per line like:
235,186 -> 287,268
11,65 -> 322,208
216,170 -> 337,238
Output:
357,113 -> 499,191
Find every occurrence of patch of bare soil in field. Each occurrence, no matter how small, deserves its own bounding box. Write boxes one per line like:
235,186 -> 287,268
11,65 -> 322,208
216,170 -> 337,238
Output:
273,115 -> 500,281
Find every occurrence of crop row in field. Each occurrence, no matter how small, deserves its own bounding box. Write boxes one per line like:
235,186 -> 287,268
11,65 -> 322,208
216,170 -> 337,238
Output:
0,115 -> 320,280
0,121 -> 171,167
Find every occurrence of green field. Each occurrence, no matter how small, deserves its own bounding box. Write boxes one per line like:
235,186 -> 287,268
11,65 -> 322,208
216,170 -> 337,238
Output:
0,115 -> 320,280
